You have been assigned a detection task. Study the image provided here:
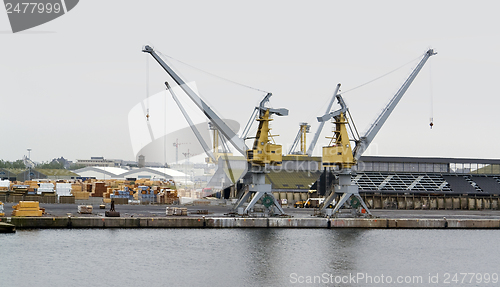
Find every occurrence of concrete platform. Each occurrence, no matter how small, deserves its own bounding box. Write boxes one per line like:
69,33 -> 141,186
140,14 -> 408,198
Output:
2,202 -> 500,229
1,216 -> 499,229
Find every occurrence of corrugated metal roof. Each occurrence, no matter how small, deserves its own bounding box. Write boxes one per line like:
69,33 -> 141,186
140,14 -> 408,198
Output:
1,168 -> 24,175
33,169 -> 79,176
73,166 -> 129,176
282,156 -> 322,162
266,170 -> 322,190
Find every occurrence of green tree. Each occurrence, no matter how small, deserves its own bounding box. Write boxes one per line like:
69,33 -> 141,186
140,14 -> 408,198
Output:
0,159 -> 26,169
37,161 -> 64,169
68,163 -> 86,170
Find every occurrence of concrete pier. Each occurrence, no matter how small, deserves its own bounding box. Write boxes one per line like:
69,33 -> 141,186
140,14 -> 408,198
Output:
1,216 -> 500,229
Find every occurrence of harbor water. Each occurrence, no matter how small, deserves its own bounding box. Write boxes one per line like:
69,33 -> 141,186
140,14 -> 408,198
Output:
1,229 -> 499,286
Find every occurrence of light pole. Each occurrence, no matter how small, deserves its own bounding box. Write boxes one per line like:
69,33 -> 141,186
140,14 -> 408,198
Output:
27,148 -> 32,181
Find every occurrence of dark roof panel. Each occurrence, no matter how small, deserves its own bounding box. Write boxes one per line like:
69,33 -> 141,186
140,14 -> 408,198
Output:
471,176 -> 500,194
359,156 -> 500,165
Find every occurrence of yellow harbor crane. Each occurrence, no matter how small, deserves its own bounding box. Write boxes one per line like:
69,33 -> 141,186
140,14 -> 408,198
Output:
247,109 -> 283,165
321,93 -> 356,169
206,122 -> 233,164
235,93 -> 288,214
319,49 -> 437,216
288,123 -> 311,156
144,45 -> 288,215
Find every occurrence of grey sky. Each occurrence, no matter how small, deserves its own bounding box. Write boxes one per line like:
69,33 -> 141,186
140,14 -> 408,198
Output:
0,1 -> 498,163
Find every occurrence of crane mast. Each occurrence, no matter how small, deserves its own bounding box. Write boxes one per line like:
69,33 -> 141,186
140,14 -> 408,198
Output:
235,95 -> 289,215
288,123 -> 311,155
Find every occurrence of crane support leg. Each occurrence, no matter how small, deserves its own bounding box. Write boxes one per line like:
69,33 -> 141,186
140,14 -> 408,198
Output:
233,168 -> 284,215
320,170 -> 372,217
234,190 -> 252,211
325,192 -> 371,217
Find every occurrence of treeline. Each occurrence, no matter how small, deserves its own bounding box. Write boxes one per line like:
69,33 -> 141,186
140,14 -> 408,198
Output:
0,160 -> 26,169
36,161 -> 65,169
0,160 -> 83,170
1,159 -> 85,170
35,162 -> 83,170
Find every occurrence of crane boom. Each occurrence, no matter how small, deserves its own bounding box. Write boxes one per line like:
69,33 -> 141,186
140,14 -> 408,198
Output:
165,82 -> 216,163
143,45 -> 248,155
306,83 -> 341,156
352,49 -> 436,161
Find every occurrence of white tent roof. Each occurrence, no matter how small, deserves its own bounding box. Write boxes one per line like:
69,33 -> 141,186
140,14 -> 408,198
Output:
73,166 -> 189,180
121,167 -> 189,179
73,166 -> 130,179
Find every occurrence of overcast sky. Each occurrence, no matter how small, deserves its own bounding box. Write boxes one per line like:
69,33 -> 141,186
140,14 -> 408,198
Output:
0,1 -> 499,163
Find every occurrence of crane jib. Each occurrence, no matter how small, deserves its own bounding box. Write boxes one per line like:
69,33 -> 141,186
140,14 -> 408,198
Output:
143,45 -> 248,155
353,49 -> 436,161
306,83 -> 342,156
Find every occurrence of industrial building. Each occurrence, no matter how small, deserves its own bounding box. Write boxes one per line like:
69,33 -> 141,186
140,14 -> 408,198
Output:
121,167 -> 190,183
355,156 -> 500,194
76,157 -> 121,167
262,156 -> 500,195
0,168 -> 78,181
0,168 -> 20,181
72,166 -> 190,183
72,166 -> 129,179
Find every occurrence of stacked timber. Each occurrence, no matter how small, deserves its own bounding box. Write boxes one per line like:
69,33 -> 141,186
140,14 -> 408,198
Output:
78,205 -> 93,214
12,201 -> 44,216
157,188 -> 178,204
91,182 -> 107,197
71,183 -> 90,200
166,207 -> 187,216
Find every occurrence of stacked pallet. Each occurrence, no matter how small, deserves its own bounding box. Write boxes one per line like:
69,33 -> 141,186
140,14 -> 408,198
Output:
71,183 -> 89,199
72,182 -> 83,190
137,185 -> 159,203
91,182 -> 107,197
25,181 -> 39,193
56,183 -> 72,196
165,207 -> 187,216
109,187 -> 133,200
78,205 -> 93,214
12,185 -> 29,194
12,201 -> 43,217
103,187 -> 114,198
72,192 -> 90,199
83,182 -> 92,193
0,180 -> 9,191
157,188 -> 178,204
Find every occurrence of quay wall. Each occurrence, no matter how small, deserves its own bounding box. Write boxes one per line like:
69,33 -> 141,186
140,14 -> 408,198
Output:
2,194 -> 500,211
1,217 -> 500,229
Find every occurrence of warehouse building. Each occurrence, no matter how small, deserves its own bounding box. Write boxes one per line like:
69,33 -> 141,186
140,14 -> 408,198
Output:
16,169 -> 79,181
0,168 -> 21,181
121,167 -> 190,183
73,166 -> 129,179
72,166 -> 190,183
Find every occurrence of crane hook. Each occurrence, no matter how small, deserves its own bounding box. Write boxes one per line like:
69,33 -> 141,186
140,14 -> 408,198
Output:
429,118 -> 433,129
